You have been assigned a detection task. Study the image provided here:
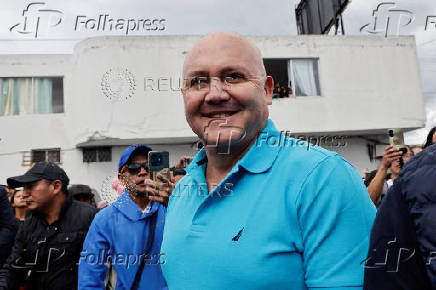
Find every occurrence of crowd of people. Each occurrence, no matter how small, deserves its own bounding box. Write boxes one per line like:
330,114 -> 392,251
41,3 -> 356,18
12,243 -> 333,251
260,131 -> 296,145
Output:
272,82 -> 293,98
0,31 -> 435,290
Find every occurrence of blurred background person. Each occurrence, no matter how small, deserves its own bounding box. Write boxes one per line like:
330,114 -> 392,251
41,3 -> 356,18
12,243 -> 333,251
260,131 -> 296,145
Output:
10,189 -> 26,233
0,186 -> 15,269
423,126 -> 436,149
69,184 -> 95,206
0,185 -> 14,202
366,145 -> 413,207
386,146 -> 414,187
171,155 -> 193,184
410,145 -> 423,155
272,82 -> 281,99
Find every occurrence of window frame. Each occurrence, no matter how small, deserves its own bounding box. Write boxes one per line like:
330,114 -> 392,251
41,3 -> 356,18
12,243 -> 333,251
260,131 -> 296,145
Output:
288,58 -> 322,98
82,147 -> 112,163
31,148 -> 61,164
263,57 -> 322,98
0,76 -> 64,116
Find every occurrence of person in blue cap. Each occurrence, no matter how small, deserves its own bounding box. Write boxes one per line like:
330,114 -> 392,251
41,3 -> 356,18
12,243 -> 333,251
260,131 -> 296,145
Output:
79,145 -> 172,290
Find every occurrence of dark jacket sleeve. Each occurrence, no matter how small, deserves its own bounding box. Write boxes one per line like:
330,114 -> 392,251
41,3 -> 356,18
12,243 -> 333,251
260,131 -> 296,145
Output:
0,219 -> 28,289
0,187 -> 15,267
363,180 -> 432,290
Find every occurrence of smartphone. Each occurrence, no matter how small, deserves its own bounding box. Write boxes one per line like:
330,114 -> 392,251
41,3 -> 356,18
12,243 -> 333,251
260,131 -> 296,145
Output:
388,129 -> 407,155
148,151 -> 170,181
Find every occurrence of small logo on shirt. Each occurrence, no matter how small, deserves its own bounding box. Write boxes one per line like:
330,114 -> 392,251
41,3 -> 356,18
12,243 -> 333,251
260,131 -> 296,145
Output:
232,227 -> 244,242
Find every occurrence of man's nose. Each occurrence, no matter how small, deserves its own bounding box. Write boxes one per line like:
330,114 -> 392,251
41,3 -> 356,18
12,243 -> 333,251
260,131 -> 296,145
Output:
138,167 -> 149,176
204,78 -> 230,104
22,187 -> 31,197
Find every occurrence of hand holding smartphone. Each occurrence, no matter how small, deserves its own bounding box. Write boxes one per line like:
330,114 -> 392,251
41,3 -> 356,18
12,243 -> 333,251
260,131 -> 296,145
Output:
148,151 -> 170,181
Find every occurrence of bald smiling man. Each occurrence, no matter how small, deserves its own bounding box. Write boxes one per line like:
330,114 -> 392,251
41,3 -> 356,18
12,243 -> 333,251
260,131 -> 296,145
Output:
161,31 -> 376,290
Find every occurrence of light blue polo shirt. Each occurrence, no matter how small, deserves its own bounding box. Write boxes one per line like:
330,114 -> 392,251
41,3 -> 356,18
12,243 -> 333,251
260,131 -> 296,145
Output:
161,119 -> 376,290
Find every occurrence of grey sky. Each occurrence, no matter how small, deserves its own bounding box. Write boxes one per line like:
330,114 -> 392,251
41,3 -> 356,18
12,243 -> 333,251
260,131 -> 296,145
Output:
0,0 -> 435,144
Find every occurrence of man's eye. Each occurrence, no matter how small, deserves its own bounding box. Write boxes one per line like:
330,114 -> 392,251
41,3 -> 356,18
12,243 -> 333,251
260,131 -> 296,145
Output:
224,73 -> 245,84
190,77 -> 208,88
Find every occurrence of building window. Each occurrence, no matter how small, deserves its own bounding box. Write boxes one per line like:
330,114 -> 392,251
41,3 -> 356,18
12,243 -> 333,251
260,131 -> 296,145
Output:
31,148 -> 61,163
0,77 -> 64,116
83,147 -> 112,163
263,58 -> 321,98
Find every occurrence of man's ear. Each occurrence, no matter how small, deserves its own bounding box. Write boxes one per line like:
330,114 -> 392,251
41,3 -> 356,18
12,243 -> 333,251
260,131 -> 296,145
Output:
52,180 -> 63,195
118,173 -> 127,187
264,76 -> 274,105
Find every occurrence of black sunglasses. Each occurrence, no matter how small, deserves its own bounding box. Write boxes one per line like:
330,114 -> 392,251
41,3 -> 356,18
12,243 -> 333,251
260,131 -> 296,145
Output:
124,162 -> 149,174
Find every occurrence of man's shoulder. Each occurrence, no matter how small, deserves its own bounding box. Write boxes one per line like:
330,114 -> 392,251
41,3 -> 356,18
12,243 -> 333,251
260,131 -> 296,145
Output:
70,200 -> 97,216
275,139 -> 343,171
90,203 -> 120,226
397,144 -> 436,206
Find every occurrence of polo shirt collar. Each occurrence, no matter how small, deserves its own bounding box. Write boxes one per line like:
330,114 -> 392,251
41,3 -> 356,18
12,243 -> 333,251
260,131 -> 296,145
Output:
185,119 -> 281,175
238,119 -> 282,173
113,189 -> 158,221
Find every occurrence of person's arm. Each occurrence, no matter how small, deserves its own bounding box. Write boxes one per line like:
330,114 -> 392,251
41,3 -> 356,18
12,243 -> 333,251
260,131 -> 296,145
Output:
296,155 -> 376,289
0,221 -> 29,289
0,187 -> 15,266
367,146 -> 402,205
78,216 -> 110,289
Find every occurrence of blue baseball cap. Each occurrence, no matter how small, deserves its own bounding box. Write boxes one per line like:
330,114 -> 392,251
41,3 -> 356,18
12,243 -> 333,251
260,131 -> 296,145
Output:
118,145 -> 152,172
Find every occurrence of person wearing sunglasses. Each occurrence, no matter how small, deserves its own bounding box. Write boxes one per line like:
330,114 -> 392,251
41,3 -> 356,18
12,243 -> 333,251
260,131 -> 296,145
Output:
79,145 -> 172,290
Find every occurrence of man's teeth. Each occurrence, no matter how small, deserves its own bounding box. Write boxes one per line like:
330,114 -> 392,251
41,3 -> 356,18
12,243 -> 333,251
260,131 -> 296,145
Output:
209,112 -> 234,118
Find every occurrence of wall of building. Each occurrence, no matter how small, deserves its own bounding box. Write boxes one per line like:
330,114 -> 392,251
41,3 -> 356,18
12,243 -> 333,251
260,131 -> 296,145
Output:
0,35 -> 424,189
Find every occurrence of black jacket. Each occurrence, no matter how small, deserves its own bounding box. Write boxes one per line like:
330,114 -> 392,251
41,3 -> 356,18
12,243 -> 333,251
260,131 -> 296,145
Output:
364,144 -> 436,289
0,187 -> 15,268
0,193 -> 96,290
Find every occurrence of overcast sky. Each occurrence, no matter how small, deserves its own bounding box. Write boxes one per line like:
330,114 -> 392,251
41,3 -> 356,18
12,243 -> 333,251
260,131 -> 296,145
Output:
0,0 -> 435,144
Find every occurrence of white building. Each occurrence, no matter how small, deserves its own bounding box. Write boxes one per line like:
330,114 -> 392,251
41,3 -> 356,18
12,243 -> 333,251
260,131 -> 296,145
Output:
0,35 -> 426,200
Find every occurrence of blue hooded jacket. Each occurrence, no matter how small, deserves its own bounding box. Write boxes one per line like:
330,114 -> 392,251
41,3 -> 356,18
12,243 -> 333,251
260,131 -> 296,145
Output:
78,190 -> 167,289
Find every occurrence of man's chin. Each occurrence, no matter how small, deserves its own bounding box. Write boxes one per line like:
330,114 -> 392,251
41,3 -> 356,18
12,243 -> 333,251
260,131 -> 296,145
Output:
202,137 -> 247,154
27,204 -> 38,211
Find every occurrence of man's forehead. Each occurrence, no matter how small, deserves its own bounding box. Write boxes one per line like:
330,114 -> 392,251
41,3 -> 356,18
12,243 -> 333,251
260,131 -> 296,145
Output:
183,32 -> 263,75
129,153 -> 148,162
184,64 -> 252,77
